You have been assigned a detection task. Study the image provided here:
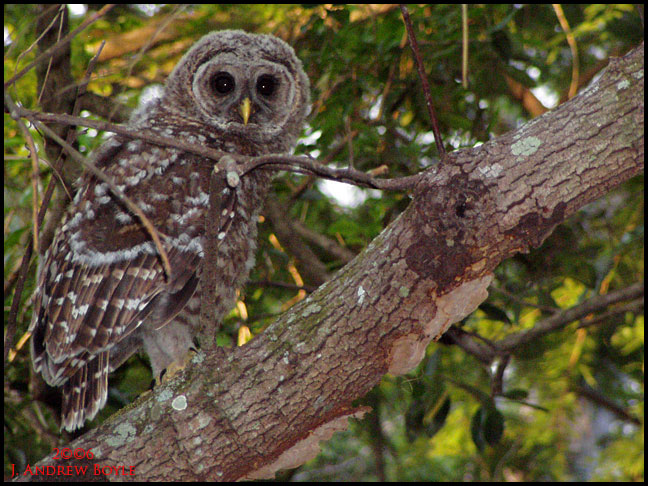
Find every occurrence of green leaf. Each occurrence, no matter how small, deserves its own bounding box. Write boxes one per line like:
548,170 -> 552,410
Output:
471,405 -> 505,451
482,407 -> 504,446
502,388 -> 528,400
425,396 -> 451,439
479,302 -> 512,324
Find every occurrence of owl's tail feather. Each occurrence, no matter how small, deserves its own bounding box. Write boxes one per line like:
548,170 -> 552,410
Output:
61,351 -> 110,432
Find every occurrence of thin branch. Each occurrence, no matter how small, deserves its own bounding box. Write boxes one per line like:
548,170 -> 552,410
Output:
574,381 -> 641,425
3,4 -> 59,60
36,5 -> 66,106
78,92 -> 133,123
399,4 -> 446,157
38,39 -> 106,255
375,62 -> 396,122
15,107 -> 221,160
491,354 -> 510,395
5,94 -> 173,281
289,130 -> 355,202
23,113 -> 42,254
461,4 -> 469,89
577,299 -> 643,329
73,40 -> 105,117
497,282 -> 644,352
442,326 -> 498,364
489,285 -> 560,314
4,4 -> 115,89
12,107 -> 421,192
443,283 -> 644,365
240,154 -> 420,192
553,4 -> 580,100
200,155 -> 240,350
4,218 -> 35,363
4,105 -> 44,363
247,280 -> 318,294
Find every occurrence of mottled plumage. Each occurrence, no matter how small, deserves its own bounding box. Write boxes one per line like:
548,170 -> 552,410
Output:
30,30 -> 310,431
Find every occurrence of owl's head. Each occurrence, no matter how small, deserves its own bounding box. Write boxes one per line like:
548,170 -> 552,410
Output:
163,30 -> 310,151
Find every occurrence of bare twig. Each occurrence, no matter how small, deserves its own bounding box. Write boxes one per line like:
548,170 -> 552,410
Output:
4,4 -> 115,89
106,5 -> 187,122
13,107 -> 421,192
24,115 -> 42,254
491,354 -> 510,395
497,282 -> 644,351
4,4 -> 59,61
16,107 -> 221,161
399,4 -> 446,157
553,4 -> 580,100
577,299 -> 643,329
5,94 -> 173,281
289,130 -> 355,202
461,4 -> 469,89
247,280 -> 318,294
4,237 -> 34,364
200,155 -> 240,349
39,40 -> 106,253
3,115 -> 38,361
240,154 -> 420,192
489,285 -> 560,314
38,41 -> 107,220
574,381 -> 641,425
442,282 -> 644,378
442,326 -> 498,364
74,40 -> 105,118
375,62 -> 397,122
36,5 -> 66,106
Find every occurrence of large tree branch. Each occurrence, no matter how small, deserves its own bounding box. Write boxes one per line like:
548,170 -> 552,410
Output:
19,43 -> 643,481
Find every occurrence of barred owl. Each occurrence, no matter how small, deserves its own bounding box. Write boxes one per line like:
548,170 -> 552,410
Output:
29,30 -> 310,431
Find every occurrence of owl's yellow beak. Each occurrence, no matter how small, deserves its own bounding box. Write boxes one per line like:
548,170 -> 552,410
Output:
239,97 -> 252,125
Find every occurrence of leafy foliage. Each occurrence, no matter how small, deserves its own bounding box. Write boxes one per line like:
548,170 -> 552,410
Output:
4,4 -> 643,481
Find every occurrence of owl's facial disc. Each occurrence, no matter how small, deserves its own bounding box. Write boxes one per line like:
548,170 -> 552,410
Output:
192,57 -> 295,134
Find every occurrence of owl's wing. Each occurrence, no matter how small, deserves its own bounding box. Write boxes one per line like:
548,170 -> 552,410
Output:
30,231 -> 200,386
30,233 -> 199,431
29,138 -> 210,429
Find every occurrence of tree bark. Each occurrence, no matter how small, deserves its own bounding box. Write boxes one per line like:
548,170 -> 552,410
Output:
20,43 -> 643,482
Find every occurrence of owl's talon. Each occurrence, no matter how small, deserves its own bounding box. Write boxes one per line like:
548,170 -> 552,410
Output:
156,348 -> 198,385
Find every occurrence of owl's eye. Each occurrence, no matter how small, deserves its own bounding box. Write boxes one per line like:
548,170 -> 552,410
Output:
256,74 -> 278,97
212,72 -> 235,94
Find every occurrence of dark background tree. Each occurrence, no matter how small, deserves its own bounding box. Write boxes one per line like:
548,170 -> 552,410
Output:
4,4 -> 643,481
